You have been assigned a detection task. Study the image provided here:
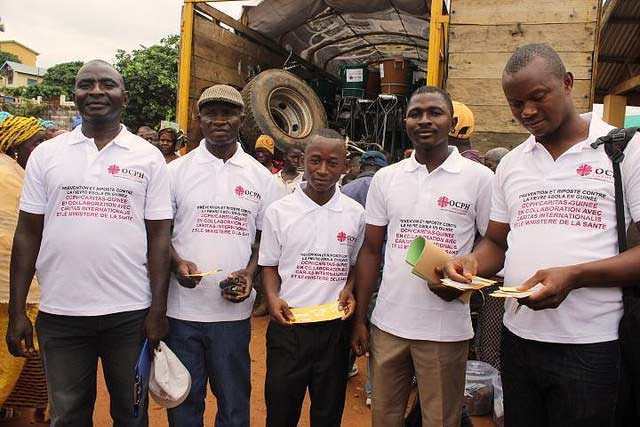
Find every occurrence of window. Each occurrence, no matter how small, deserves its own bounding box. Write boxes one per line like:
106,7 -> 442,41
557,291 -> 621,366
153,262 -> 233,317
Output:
7,71 -> 13,85
27,78 -> 37,86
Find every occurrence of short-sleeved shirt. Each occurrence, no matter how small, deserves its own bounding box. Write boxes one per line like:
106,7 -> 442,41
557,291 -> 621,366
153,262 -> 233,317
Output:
259,183 -> 365,308
492,113 -> 640,344
273,169 -> 303,200
366,147 -> 494,341
341,171 -> 376,207
20,125 -> 173,316
167,141 -> 277,322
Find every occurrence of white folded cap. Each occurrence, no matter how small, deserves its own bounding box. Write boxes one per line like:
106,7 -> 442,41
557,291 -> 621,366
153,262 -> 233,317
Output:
148,341 -> 191,408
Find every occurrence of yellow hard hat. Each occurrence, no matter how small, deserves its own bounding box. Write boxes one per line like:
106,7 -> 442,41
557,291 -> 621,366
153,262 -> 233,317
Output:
449,101 -> 475,140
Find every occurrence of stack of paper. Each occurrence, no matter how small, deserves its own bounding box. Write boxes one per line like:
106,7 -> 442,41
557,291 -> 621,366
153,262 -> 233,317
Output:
489,286 -> 534,299
440,276 -> 497,291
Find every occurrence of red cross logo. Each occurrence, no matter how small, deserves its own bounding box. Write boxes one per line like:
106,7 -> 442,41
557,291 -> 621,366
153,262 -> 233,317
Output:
235,185 -> 245,196
576,164 -> 592,176
337,231 -> 347,242
108,164 -> 120,175
437,196 -> 449,208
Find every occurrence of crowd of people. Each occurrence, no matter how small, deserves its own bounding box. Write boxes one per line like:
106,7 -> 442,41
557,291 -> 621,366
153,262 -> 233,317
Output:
1,42 -> 639,427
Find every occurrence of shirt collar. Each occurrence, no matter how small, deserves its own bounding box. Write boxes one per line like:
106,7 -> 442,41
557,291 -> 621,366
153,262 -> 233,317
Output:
293,182 -> 344,213
522,112 -> 610,154
67,124 -> 131,149
194,139 -> 249,167
402,146 -> 463,174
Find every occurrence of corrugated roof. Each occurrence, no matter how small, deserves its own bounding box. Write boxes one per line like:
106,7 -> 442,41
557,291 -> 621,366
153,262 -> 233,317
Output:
596,0 -> 640,104
0,61 -> 48,77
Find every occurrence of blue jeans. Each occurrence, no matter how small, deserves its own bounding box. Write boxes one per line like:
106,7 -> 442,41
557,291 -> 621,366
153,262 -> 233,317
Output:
166,317 -> 251,427
501,327 -> 620,427
35,309 -> 148,427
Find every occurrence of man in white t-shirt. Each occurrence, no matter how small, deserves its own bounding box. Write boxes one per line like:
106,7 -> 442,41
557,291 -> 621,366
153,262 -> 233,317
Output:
444,44 -> 640,427
166,85 -> 276,427
351,86 -> 493,427
259,129 -> 365,426
273,143 -> 304,199
6,60 -> 173,426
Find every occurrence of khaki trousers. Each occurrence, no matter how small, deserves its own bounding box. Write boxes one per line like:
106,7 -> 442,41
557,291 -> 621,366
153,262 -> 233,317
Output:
370,326 -> 468,427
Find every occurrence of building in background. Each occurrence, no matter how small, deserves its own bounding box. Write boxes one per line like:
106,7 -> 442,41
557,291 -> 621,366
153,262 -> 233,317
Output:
0,40 -> 38,66
0,61 -> 47,88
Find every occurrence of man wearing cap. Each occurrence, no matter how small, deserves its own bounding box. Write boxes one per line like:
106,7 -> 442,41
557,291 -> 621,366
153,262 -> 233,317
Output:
254,134 -> 280,173
165,84 -> 276,427
341,151 -> 388,208
449,101 -> 483,164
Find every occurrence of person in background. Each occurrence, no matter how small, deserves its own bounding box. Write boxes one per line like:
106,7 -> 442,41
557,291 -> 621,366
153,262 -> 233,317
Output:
137,125 -> 158,146
39,120 -> 59,140
342,150 -> 388,208
158,127 -> 182,163
273,144 -> 304,199
254,134 -> 280,173
1,116 -> 45,170
351,86 -> 493,427
341,152 -> 362,185
260,130 -> 364,427
6,60 -> 172,426
443,43 -> 640,427
449,101 -> 483,164
341,149 -> 387,407
166,84 -> 276,427
483,147 -> 509,172
0,115 -> 47,422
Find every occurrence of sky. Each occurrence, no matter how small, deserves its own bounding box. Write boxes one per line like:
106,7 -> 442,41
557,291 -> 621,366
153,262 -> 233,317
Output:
0,1 -> 258,68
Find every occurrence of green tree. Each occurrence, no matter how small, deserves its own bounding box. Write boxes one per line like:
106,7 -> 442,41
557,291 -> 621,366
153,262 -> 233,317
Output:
0,50 -> 21,64
114,35 -> 179,129
21,61 -> 84,99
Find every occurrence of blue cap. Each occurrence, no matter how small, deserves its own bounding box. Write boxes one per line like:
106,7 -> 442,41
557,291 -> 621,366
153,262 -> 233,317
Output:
360,151 -> 387,168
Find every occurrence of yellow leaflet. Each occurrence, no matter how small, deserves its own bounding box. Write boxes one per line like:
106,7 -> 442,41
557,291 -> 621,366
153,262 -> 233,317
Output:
290,301 -> 344,324
184,269 -> 222,277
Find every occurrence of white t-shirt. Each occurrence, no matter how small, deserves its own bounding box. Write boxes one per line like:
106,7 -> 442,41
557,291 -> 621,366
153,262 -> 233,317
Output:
167,141 -> 277,322
273,169 -> 304,200
493,113 -> 640,344
367,148 -> 493,341
259,184 -> 365,308
20,125 -> 173,316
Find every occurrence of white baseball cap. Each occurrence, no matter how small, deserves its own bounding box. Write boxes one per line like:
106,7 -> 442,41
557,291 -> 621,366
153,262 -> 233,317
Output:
148,341 -> 191,408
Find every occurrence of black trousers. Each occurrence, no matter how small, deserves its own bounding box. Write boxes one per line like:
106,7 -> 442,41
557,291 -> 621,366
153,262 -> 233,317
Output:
265,319 -> 350,427
501,327 -> 619,427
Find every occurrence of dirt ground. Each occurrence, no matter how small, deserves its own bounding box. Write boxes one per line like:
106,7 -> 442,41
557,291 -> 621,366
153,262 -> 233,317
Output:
85,316 -> 493,427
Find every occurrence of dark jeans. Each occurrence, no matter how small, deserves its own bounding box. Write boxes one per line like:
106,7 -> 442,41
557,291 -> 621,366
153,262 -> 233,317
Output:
35,309 -> 148,427
166,317 -> 251,427
501,327 -> 620,427
265,319 -> 350,427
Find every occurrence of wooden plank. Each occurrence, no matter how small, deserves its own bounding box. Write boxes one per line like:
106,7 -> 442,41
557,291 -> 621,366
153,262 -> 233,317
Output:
472,132 -> 529,152
446,78 -> 591,109
611,74 -> 640,95
449,0 -> 599,25
194,2 -> 336,80
472,105 -> 522,133
447,52 -> 593,79
472,102 -> 594,134
448,23 -> 597,53
602,94 -> 627,127
192,56 -> 247,88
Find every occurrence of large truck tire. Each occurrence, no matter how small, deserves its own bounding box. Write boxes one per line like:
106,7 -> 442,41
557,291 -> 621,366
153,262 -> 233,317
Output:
241,69 -> 328,152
